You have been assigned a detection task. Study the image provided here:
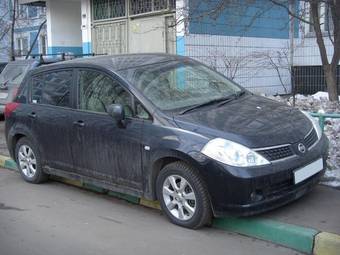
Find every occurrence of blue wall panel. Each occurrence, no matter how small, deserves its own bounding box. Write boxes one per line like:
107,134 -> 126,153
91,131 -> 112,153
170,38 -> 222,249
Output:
176,36 -> 185,55
48,46 -> 83,55
188,0 -> 296,39
82,42 -> 92,54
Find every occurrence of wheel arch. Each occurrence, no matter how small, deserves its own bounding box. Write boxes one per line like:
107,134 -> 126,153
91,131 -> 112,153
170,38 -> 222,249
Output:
7,125 -> 41,161
145,149 -> 204,200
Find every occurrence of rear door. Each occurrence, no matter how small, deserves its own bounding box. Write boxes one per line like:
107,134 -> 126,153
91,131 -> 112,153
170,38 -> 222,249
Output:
28,69 -> 76,172
70,69 -> 144,192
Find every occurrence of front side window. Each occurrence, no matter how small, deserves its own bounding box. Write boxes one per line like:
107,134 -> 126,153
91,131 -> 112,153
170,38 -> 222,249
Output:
31,70 -> 73,107
78,70 -> 133,116
118,61 -> 242,111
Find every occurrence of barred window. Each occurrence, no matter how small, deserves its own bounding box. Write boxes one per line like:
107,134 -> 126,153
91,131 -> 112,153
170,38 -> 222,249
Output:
93,0 -> 126,20
130,0 -> 175,15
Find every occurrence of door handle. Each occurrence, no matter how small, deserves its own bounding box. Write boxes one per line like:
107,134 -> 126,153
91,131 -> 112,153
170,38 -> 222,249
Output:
73,120 -> 85,127
28,112 -> 36,119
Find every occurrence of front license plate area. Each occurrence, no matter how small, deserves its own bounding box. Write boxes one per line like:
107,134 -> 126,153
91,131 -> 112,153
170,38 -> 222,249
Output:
294,158 -> 323,184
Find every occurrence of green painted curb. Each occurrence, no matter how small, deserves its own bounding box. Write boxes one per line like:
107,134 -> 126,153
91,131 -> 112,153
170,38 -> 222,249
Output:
107,191 -> 140,204
83,182 -> 107,194
213,217 -> 318,254
0,155 -> 18,171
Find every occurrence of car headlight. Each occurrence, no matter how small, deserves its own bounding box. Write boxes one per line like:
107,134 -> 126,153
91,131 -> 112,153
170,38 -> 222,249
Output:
201,138 -> 270,167
301,111 -> 322,140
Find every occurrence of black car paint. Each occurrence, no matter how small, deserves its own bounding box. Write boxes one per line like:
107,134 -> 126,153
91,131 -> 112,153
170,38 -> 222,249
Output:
5,54 -> 329,217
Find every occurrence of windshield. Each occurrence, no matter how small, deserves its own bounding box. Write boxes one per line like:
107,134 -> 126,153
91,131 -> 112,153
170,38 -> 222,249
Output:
118,61 -> 242,111
0,64 -> 30,85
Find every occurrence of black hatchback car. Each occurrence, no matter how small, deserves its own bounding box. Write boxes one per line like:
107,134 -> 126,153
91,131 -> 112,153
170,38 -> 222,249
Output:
5,54 -> 328,229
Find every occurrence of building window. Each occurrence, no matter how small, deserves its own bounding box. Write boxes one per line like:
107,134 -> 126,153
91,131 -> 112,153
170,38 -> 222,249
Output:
129,0 -> 175,15
93,0 -> 126,20
324,4 -> 333,32
307,2 -> 333,34
28,6 -> 38,18
16,37 -> 29,56
19,5 -> 28,19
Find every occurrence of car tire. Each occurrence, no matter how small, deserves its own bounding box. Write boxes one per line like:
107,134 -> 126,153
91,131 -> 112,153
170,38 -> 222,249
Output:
15,137 -> 48,184
156,161 -> 212,229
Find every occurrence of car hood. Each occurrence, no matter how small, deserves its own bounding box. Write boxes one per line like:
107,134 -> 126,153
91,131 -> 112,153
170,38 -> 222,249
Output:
173,95 -> 313,148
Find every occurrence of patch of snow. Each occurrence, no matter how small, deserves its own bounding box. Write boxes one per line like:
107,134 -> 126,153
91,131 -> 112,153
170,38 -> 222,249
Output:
312,91 -> 340,101
320,168 -> 340,188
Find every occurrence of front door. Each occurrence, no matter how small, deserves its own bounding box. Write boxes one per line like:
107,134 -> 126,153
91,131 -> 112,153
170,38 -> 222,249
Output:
70,69 -> 143,192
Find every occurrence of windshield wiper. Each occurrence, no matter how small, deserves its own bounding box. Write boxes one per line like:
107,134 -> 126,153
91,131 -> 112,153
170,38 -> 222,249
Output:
179,90 -> 246,115
179,95 -> 235,115
217,90 -> 245,107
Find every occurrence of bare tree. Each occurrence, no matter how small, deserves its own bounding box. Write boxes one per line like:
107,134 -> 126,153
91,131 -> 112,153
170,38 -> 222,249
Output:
10,0 -> 18,61
262,48 -> 292,94
264,0 -> 339,101
207,49 -> 264,82
0,0 -> 12,59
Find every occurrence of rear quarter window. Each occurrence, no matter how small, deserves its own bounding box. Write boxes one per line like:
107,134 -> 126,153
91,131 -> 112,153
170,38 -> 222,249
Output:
31,70 -> 73,107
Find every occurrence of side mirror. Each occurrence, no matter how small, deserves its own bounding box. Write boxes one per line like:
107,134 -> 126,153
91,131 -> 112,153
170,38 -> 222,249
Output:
107,104 -> 125,125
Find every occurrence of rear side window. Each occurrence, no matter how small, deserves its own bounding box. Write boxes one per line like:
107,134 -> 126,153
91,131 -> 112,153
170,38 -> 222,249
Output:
31,70 -> 73,107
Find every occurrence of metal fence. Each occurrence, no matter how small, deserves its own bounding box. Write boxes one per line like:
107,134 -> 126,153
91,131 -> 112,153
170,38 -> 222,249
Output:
293,66 -> 340,95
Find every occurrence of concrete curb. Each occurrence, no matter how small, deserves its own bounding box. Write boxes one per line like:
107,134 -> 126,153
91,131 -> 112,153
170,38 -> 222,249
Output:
1,155 -> 340,254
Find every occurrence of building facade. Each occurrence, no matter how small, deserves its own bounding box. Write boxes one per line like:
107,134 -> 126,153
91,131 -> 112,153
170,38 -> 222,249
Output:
0,0 -> 11,62
18,0 -> 335,95
14,3 -> 47,57
0,0 -> 47,61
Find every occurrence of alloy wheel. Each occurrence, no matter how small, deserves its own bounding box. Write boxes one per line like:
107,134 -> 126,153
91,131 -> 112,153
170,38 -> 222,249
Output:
18,145 -> 37,178
162,175 -> 197,221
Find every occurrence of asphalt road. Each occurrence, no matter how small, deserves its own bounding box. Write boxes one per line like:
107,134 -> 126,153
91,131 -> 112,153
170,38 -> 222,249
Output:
0,169 -> 301,255
0,120 -> 9,157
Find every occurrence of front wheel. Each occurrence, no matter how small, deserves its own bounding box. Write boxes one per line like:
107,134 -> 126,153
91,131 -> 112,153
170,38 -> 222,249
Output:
156,161 -> 212,229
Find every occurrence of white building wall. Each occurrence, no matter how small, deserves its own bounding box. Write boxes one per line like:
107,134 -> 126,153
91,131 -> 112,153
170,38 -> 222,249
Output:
81,0 -> 92,54
46,0 -> 82,54
294,37 -> 334,66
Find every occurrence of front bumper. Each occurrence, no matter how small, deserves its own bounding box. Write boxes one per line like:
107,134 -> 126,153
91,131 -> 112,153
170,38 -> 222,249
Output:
198,134 -> 329,217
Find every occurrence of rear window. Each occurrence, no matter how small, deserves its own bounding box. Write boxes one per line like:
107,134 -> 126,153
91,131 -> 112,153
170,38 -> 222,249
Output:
31,70 -> 73,107
0,64 -> 30,85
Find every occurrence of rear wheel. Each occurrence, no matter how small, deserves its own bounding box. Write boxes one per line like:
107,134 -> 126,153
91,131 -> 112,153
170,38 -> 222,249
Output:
156,161 -> 212,229
15,137 -> 48,183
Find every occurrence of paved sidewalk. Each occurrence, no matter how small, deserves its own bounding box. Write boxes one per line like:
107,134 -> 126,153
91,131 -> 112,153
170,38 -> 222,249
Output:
262,185 -> 340,235
0,121 -> 9,157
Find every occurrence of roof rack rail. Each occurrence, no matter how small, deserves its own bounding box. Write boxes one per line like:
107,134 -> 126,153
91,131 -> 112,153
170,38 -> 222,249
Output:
14,53 -> 108,64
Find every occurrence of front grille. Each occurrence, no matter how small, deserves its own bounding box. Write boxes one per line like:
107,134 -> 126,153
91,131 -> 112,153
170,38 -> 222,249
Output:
304,128 -> 318,148
257,145 -> 294,161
